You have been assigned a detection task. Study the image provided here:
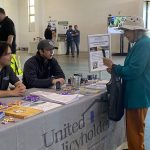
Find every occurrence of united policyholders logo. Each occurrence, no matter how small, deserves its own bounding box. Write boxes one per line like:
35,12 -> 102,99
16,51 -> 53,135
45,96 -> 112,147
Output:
42,99 -> 109,150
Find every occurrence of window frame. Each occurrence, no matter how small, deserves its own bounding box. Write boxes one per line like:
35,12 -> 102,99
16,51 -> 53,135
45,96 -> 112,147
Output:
28,0 -> 35,32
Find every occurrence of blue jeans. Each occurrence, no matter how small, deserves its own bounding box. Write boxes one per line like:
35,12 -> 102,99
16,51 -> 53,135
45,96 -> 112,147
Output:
66,40 -> 75,56
74,40 -> 80,55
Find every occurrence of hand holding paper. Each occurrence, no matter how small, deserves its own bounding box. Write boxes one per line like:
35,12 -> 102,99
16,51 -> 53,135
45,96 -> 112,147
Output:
103,58 -> 113,68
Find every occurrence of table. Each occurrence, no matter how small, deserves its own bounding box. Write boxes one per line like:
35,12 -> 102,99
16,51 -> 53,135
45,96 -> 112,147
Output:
0,89 -> 125,150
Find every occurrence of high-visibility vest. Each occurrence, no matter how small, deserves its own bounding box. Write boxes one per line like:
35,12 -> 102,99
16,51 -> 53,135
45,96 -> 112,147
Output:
10,54 -> 23,75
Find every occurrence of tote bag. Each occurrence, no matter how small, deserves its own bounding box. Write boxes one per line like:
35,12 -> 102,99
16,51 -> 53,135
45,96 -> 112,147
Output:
106,69 -> 124,121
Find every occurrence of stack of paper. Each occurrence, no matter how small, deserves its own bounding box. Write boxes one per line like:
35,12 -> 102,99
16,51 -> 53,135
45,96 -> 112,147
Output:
80,87 -> 101,95
85,83 -> 106,90
30,91 -> 84,104
30,102 -> 61,112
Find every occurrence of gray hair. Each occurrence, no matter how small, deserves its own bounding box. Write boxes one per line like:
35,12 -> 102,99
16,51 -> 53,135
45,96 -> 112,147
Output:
134,30 -> 147,42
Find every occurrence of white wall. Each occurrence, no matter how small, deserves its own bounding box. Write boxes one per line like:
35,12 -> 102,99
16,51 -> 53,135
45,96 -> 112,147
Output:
139,0 -> 145,16
3,0 -> 144,52
37,0 -> 143,52
18,0 -> 41,48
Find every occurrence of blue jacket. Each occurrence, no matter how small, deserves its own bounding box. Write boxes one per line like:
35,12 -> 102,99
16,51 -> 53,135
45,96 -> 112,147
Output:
114,36 -> 150,109
66,29 -> 74,41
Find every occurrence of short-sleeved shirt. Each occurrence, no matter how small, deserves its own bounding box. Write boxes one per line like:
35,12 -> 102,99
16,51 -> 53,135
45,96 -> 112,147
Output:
73,29 -> 80,42
0,16 -> 16,54
0,66 -> 19,90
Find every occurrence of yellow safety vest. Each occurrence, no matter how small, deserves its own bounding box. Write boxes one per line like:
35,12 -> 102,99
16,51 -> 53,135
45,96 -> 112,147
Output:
10,54 -> 23,75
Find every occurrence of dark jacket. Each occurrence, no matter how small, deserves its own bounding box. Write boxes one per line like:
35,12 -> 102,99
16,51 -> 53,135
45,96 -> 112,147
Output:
66,29 -> 74,41
23,52 -> 65,89
44,28 -> 52,40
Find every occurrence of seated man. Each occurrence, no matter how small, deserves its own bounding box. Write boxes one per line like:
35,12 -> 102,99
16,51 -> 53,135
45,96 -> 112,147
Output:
0,42 -> 26,97
23,40 -> 65,89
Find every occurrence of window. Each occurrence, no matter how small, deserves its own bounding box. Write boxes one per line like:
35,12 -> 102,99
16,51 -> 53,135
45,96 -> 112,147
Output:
28,0 -> 35,32
143,1 -> 150,29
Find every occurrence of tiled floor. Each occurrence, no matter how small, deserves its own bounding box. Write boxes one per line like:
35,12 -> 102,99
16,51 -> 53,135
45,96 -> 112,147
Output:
17,50 -> 150,150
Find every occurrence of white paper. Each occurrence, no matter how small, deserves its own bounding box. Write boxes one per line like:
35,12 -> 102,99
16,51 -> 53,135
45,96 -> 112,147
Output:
88,34 -> 111,72
97,80 -> 109,84
84,82 -> 106,90
30,91 -> 84,104
30,102 -> 61,112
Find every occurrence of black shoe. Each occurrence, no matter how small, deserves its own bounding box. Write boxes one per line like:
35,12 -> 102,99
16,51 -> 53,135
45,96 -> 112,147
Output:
66,53 -> 69,55
72,55 -> 75,57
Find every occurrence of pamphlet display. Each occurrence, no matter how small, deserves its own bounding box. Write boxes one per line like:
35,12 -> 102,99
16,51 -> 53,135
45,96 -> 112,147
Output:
57,21 -> 69,42
88,34 -> 111,72
57,21 -> 69,34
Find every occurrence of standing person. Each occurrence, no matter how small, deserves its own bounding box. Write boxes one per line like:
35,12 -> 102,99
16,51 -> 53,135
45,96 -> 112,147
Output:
44,25 -> 52,40
66,25 -> 75,57
103,16 -> 150,150
0,8 -> 16,54
73,25 -> 80,56
0,42 -> 26,98
23,40 -> 65,89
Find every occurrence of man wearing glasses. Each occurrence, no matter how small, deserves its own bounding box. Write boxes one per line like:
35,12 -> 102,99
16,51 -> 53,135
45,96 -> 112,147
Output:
0,42 -> 26,97
23,40 -> 65,89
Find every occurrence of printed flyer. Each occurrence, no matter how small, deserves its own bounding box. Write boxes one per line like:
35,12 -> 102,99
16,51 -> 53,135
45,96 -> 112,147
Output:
88,34 -> 111,72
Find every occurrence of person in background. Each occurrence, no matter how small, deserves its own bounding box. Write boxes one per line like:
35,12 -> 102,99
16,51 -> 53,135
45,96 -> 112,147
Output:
0,8 -> 22,76
73,25 -> 80,56
0,8 -> 16,54
44,25 -> 52,40
66,25 -> 75,57
23,40 -> 65,89
103,16 -> 150,150
0,42 -> 26,98
52,29 -> 57,41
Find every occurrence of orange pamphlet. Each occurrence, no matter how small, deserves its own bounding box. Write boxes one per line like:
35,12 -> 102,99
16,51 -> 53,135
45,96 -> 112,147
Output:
4,106 -> 43,119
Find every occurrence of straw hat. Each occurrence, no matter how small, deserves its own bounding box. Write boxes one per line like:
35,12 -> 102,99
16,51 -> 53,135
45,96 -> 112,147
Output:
119,16 -> 148,31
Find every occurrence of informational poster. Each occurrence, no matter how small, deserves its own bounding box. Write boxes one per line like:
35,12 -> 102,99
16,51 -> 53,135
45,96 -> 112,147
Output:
88,34 -> 111,72
58,21 -> 69,34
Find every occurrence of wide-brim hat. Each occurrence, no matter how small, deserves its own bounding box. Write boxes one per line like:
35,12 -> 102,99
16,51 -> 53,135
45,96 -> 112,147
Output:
37,40 -> 58,50
119,16 -> 148,31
